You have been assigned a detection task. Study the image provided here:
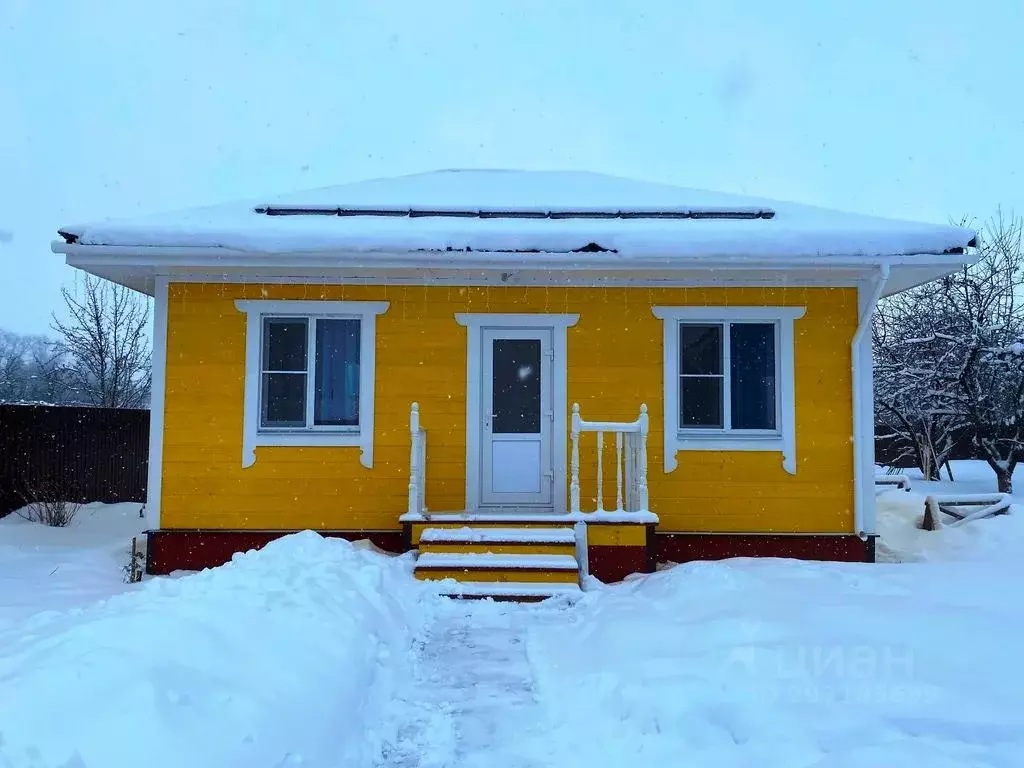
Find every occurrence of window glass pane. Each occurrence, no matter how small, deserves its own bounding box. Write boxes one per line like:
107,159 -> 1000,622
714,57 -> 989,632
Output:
492,339 -> 541,434
680,376 -> 723,428
261,373 -> 306,427
730,323 -> 777,430
315,319 -> 361,426
680,324 -> 722,375
263,318 -> 307,372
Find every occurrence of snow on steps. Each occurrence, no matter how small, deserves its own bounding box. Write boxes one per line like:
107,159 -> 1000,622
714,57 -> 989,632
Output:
416,553 -> 578,570
419,526 -> 576,544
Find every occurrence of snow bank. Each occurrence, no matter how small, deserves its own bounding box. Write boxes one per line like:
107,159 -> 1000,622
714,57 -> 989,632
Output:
526,556 -> 1024,766
0,532 -> 433,768
0,502 -> 149,629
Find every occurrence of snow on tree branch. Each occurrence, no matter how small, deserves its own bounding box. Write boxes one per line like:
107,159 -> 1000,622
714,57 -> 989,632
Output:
874,210 -> 1024,492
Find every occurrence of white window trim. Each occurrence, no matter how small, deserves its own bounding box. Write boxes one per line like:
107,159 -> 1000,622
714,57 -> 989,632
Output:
235,299 -> 389,468
652,305 -> 806,475
455,313 -> 579,514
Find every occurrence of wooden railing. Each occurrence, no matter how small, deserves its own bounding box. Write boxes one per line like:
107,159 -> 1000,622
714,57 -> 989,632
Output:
874,474 -> 912,495
408,402 -> 427,517
570,403 -> 649,514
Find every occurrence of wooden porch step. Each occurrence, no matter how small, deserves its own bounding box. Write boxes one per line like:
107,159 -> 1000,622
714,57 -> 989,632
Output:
416,553 -> 578,569
418,526 -> 576,556
414,551 -> 580,584
434,581 -> 583,603
406,513 -> 578,546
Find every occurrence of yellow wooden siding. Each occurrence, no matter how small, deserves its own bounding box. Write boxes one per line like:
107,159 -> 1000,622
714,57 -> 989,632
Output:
161,283 -> 856,533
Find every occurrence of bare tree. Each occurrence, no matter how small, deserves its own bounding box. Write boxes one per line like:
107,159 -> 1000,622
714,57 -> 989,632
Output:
874,288 -> 967,480
29,341 -> 74,404
0,330 -> 71,403
0,329 -> 30,402
880,212 -> 1024,493
51,275 -> 152,408
935,213 -> 1024,493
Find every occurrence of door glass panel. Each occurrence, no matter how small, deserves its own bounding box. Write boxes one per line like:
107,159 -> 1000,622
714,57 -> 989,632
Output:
491,339 -> 541,434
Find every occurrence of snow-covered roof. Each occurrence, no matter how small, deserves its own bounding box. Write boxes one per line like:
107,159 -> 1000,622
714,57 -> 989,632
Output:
57,169 -> 976,260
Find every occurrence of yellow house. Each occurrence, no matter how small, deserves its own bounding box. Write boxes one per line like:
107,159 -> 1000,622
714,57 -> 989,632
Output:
54,170 -> 976,598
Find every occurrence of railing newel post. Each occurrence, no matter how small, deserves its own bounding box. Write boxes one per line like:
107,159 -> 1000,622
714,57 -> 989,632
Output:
570,403 -> 581,514
408,402 -> 420,517
615,431 -> 624,512
638,403 -> 649,513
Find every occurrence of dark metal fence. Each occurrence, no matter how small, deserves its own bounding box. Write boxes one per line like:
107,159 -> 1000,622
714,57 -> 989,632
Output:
0,404 -> 149,517
874,426 -> 979,468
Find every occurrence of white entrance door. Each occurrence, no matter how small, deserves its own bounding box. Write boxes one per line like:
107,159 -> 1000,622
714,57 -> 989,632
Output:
480,328 -> 553,509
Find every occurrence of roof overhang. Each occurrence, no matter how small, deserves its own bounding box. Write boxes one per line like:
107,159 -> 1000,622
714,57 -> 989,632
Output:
52,240 -> 977,298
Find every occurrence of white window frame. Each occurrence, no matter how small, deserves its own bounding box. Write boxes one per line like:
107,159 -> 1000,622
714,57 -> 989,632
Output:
677,320 -> 782,434
235,300 -> 389,468
652,306 -> 805,475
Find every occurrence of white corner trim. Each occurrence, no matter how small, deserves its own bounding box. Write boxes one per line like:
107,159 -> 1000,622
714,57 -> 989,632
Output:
852,267 -> 889,537
234,299 -> 389,468
146,276 -> 169,529
652,305 -> 806,475
456,313 -> 578,513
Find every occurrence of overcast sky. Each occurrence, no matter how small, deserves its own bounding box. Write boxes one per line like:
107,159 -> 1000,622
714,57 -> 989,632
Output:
2,0 -> 1022,333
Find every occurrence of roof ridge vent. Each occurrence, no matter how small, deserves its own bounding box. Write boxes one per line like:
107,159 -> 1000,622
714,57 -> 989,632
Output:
251,206 -> 776,221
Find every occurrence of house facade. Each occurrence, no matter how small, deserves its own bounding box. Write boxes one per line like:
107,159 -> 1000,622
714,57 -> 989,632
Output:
54,170 -> 977,595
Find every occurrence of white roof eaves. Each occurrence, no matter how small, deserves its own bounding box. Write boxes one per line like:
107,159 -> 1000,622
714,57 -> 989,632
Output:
52,240 -> 975,271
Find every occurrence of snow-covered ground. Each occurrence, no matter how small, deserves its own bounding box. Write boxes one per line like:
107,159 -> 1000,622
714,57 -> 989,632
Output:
1,461 -> 1022,767
0,520 -> 435,768
0,501 -> 149,629
876,459 -> 1024,564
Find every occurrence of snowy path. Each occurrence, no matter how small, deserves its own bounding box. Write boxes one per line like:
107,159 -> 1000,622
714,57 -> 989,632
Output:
380,599 -> 566,768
